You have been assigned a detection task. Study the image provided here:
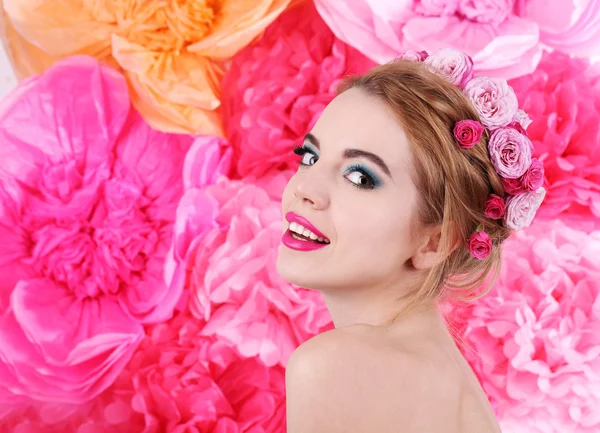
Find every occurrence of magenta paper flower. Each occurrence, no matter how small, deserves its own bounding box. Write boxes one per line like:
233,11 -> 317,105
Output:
314,0 -> 543,79
462,219 -> 600,432
509,51 -> 600,223
168,166 -> 333,367
0,309 -> 287,433
221,1 -> 375,178
0,56 -> 194,407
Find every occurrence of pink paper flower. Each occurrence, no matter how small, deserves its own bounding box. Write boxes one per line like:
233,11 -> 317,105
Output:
504,187 -> 546,230
119,310 -> 286,432
415,0 -> 459,16
468,230 -> 492,259
515,0 -> 600,58
453,119 -> 484,148
465,77 -> 519,129
168,165 -> 333,367
462,219 -> 600,431
221,1 -> 375,178
458,0 -> 513,25
488,127 -> 533,178
484,194 -> 506,219
1,309 -> 288,432
314,0 -> 543,79
0,56 -> 194,407
424,48 -> 474,88
509,50 -> 600,222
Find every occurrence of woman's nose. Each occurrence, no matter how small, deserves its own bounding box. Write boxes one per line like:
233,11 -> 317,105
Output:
294,177 -> 329,210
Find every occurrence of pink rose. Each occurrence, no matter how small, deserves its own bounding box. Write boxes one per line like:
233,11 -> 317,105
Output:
458,0 -> 513,25
484,194 -> 506,219
396,50 -> 430,61
488,127 -> 533,179
468,230 -> 492,260
521,158 -> 545,191
415,0 -> 459,16
424,48 -> 474,88
501,177 -> 526,195
512,109 -> 532,130
465,77 -> 519,128
504,187 -> 546,230
453,119 -> 484,148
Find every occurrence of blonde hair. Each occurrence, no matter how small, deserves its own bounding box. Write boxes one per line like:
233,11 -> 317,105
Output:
337,60 -> 512,321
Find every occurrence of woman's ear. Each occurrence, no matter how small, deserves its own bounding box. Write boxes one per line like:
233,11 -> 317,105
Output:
411,223 -> 459,271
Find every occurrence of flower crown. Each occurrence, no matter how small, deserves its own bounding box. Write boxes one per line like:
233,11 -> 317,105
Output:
395,48 -> 546,260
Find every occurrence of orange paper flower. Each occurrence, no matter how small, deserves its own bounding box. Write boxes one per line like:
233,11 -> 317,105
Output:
1,0 -> 293,135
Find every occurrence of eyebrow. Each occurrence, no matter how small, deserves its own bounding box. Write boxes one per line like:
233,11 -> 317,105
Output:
304,133 -> 392,178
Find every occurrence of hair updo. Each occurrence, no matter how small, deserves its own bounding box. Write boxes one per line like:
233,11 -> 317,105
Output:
337,60 -> 512,314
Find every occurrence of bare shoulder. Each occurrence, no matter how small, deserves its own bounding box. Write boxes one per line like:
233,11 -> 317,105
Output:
286,325 -> 457,433
285,324 -> 500,433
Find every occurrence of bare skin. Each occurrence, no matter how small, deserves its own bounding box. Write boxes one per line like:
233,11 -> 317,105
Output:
286,306 -> 502,433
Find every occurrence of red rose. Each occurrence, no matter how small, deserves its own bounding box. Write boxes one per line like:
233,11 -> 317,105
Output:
468,231 -> 492,260
453,119 -> 484,149
484,194 -> 506,219
521,158 -> 545,191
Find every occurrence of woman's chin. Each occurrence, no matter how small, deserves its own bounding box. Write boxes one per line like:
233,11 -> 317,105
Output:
276,252 -> 321,290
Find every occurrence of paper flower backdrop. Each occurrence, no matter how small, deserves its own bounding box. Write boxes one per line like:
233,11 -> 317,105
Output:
1,0 -> 292,135
0,56 -> 194,407
314,0 -> 600,79
462,219 -> 600,432
509,51 -> 600,225
1,309 -> 288,433
221,1 -> 375,177
0,1 -> 600,432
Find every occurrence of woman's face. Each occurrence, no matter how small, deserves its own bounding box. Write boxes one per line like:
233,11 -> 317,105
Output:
277,88 -> 424,293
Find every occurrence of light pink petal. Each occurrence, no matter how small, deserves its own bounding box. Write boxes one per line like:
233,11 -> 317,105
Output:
314,0 -> 410,64
0,56 -> 129,189
517,0 -> 600,57
183,136 -> 233,191
402,16 -> 542,79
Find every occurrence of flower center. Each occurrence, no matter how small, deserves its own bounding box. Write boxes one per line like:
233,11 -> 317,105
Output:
115,0 -> 220,54
24,177 -> 161,299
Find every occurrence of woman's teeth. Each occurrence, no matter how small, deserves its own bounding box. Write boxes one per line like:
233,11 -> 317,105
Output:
289,222 -> 329,243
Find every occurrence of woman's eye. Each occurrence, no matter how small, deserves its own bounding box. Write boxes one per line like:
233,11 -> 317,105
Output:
344,166 -> 380,190
293,146 -> 318,166
301,152 -> 318,166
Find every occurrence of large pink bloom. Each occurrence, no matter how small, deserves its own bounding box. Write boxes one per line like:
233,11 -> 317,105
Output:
221,1 -> 375,178
0,56 -> 194,407
462,219 -> 600,432
314,0 -> 543,79
509,51 -> 600,225
168,160 -> 333,367
0,309 -> 287,433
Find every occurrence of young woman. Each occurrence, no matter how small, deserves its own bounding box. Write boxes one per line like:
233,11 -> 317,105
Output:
276,49 -> 544,432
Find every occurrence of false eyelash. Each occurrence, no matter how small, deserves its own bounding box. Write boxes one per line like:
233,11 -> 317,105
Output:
292,145 -> 307,156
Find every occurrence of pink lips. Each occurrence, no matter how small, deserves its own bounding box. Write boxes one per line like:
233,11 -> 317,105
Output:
281,211 -> 329,252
